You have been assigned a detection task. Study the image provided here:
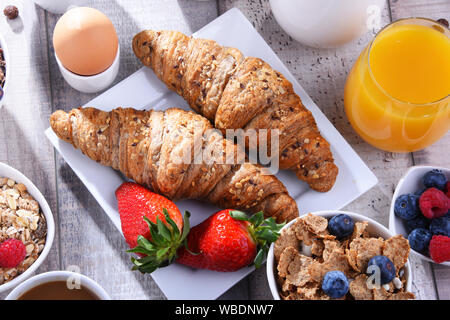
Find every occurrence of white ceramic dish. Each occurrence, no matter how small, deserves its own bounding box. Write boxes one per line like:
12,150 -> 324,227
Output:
0,32 -> 10,106
45,8 -> 377,300
55,45 -> 120,94
5,271 -> 110,300
269,0 -> 386,48
0,162 -> 55,293
389,166 -> 450,266
267,210 -> 413,300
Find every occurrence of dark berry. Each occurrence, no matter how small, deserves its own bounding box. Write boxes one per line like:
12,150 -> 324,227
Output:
394,194 -> 419,220
367,255 -> 396,285
423,169 -> 447,190
419,188 -> 450,219
430,217 -> 450,237
405,216 -> 429,234
3,5 -> 18,20
408,228 -> 432,252
437,18 -> 449,28
322,271 -> 349,298
328,214 -> 354,239
445,182 -> 450,198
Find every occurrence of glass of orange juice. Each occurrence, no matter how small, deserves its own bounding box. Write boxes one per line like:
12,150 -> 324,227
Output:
345,18 -> 449,152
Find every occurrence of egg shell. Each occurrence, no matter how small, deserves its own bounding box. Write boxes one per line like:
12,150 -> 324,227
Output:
53,7 -> 118,76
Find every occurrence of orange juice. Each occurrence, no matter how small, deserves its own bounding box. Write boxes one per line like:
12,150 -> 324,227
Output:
345,18 -> 450,152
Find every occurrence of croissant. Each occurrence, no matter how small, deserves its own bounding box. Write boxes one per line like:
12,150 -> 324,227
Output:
50,107 -> 299,223
132,30 -> 338,192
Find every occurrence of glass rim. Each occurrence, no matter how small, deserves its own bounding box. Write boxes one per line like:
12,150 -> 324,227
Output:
367,17 -> 450,107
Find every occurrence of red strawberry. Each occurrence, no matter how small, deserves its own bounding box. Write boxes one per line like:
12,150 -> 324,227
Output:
176,210 -> 285,272
0,238 -> 26,268
116,182 -> 188,273
419,188 -> 450,219
429,235 -> 450,263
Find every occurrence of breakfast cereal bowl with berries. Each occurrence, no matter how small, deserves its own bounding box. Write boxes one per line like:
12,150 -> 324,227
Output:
0,162 -> 55,293
267,210 -> 413,300
389,166 -> 450,266
0,31 -> 9,106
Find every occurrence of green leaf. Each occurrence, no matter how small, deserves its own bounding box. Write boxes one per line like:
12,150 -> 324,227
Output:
255,228 -> 278,243
127,247 -> 153,255
164,209 -> 181,239
180,211 -> 191,242
156,247 -> 170,260
230,210 -> 248,221
254,247 -> 268,268
136,235 -> 156,251
248,211 -> 264,226
157,216 -> 172,241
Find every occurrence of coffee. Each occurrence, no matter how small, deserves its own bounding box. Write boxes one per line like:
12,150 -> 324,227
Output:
18,281 -> 99,300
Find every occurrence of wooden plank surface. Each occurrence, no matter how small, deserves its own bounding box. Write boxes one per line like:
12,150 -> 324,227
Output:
0,0 -> 60,299
0,0 -> 448,300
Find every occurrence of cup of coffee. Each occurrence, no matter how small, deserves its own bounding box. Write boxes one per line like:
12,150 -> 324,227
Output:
5,271 -> 111,300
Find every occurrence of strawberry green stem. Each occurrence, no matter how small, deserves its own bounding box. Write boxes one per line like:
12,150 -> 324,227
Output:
230,210 -> 286,268
128,209 -> 191,274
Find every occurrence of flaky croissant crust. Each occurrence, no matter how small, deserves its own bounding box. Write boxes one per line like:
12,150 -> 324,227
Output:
132,30 -> 338,192
50,107 -> 299,223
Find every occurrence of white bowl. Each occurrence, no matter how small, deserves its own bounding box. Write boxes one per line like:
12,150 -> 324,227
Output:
0,162 -> 55,293
269,0 -> 386,48
267,210 -> 413,300
55,45 -> 120,94
389,165 -> 450,266
0,32 -> 10,106
5,271 -> 111,300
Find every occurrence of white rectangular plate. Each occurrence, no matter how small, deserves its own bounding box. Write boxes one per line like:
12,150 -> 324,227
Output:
46,8 -> 378,300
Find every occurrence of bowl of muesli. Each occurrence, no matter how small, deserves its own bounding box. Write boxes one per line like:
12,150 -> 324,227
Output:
0,32 -> 9,105
267,211 -> 413,300
0,162 -> 55,293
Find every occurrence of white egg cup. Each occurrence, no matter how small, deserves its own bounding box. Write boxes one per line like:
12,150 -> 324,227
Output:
5,271 -> 111,300
55,45 -> 120,94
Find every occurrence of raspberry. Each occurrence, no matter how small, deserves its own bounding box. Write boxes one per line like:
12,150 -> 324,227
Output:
445,182 -> 450,198
419,188 -> 450,219
0,239 -> 26,268
429,235 -> 450,263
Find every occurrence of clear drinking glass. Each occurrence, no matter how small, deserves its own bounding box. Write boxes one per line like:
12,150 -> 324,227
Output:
344,18 -> 449,152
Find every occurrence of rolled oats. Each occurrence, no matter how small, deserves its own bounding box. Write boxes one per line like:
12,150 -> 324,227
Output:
0,177 -> 47,284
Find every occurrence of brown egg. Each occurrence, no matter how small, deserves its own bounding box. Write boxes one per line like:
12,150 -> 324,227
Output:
53,7 -> 118,76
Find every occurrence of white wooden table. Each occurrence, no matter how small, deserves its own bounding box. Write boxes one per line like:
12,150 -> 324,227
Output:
0,0 -> 448,300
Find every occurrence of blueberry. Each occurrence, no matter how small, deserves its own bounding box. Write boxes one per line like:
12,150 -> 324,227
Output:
423,169 -> 447,190
408,228 -> 432,252
405,216 -> 429,234
394,194 -> 419,220
367,255 -> 396,285
328,214 -> 355,239
322,271 -> 349,298
429,217 -> 450,237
